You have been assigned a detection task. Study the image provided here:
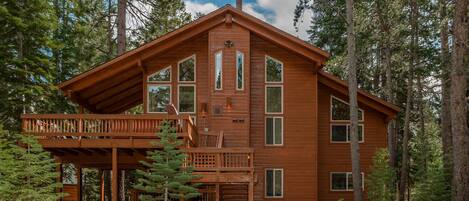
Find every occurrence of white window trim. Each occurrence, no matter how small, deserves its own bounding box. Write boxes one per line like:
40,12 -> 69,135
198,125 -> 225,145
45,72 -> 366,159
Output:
236,51 -> 245,91
265,168 -> 284,198
265,85 -> 284,114
330,172 -> 364,191
147,84 -> 171,114
177,54 -> 196,83
265,55 -> 284,83
265,116 -> 284,146
330,123 -> 365,143
147,66 -> 171,83
330,95 -> 365,122
177,84 -> 196,114
214,51 -> 223,90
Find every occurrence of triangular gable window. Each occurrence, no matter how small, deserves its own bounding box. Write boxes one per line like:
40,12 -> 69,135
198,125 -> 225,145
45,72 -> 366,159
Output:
148,66 -> 171,82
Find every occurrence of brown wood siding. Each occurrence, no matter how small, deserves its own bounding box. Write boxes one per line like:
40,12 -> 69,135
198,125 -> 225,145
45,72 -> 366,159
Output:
317,82 -> 387,201
250,35 -> 318,201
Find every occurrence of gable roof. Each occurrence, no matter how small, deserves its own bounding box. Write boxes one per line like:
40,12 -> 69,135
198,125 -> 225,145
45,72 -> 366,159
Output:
318,70 -> 400,121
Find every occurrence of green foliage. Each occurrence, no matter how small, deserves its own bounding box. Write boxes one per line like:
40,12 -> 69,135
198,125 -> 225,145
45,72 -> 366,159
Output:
366,149 -> 396,201
411,160 -> 451,201
0,126 -> 63,201
134,121 -> 200,201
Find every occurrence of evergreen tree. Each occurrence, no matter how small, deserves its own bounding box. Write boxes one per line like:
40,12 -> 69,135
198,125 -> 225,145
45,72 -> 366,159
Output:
366,149 -> 396,201
134,121 -> 200,201
0,126 -> 63,201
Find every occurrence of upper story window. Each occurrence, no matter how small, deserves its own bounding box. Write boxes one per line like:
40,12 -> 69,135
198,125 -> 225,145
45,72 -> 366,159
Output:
148,66 -> 171,82
330,96 -> 365,142
178,55 -> 196,82
147,85 -> 171,113
331,96 -> 364,121
215,51 -> 223,90
330,172 -> 364,191
265,117 -> 283,145
178,85 -> 196,113
236,51 -> 244,90
265,168 -> 283,198
265,55 -> 283,83
265,86 -> 283,114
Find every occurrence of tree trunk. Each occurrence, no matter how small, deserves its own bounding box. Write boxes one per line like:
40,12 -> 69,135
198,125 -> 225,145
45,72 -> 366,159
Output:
346,0 -> 363,200
117,0 -> 126,55
107,0 -> 113,59
450,0 -> 468,200
399,0 -> 418,200
438,0 -> 452,184
417,74 -> 428,173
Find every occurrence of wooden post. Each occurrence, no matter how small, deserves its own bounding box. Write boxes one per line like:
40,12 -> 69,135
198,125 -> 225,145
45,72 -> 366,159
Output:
216,184 -> 220,201
76,165 -> 82,201
112,148 -> 118,201
248,182 -> 254,201
99,169 -> 104,201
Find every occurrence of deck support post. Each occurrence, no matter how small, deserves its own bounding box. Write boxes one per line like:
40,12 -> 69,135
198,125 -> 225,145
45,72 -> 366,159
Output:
112,148 -> 118,201
216,184 -> 220,201
248,181 -> 254,201
76,164 -> 82,201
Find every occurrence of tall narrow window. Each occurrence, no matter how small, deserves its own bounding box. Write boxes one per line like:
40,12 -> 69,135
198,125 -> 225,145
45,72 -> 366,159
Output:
331,172 -> 364,191
265,56 -> 283,83
236,51 -> 244,90
265,169 -> 283,198
148,66 -> 171,82
178,55 -> 196,82
266,117 -> 283,145
147,85 -> 171,113
265,86 -> 283,114
178,85 -> 196,113
214,51 -> 222,90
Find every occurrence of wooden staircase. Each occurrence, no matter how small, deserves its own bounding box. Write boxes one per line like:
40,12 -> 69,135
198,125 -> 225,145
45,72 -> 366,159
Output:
220,184 -> 248,201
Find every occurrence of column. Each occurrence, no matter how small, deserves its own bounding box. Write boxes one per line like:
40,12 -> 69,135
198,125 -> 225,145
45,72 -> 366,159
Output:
112,148 -> 118,201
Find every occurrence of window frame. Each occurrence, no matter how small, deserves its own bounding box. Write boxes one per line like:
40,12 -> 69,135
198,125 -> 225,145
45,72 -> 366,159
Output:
265,55 -> 284,84
147,84 -> 172,114
177,54 -> 196,83
177,84 -> 196,114
330,172 -> 364,192
214,50 -> 223,90
330,95 -> 365,122
265,116 -> 284,146
265,168 -> 284,198
265,85 -> 283,114
147,66 -> 171,83
236,51 -> 244,91
330,123 -> 365,143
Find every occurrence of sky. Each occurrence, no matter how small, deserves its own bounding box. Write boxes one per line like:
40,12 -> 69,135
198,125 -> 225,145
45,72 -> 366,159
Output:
183,0 -> 313,40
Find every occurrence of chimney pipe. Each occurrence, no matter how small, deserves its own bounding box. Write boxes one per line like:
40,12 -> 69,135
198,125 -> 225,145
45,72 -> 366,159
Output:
236,0 -> 242,10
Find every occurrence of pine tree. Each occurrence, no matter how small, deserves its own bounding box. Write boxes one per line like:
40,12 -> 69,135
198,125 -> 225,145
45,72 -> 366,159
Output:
134,121 -> 200,201
0,126 -> 63,201
366,149 -> 396,201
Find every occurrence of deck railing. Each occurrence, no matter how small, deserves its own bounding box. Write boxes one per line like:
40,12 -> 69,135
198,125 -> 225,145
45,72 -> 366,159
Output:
185,148 -> 254,172
21,114 -> 198,146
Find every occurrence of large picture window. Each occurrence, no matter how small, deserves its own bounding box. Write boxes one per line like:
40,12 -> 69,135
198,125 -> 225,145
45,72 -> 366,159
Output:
148,66 -> 171,82
265,86 -> 283,114
330,172 -> 364,191
236,51 -> 244,90
178,55 -> 196,82
147,85 -> 171,113
331,124 -> 364,142
215,51 -> 223,90
266,117 -> 283,145
265,169 -> 283,198
178,85 -> 195,113
265,56 -> 283,83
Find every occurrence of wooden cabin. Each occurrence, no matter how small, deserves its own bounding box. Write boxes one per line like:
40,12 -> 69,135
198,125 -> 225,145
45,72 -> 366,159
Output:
20,3 -> 399,201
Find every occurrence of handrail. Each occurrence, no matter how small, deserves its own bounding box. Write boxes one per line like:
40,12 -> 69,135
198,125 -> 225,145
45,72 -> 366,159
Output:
184,148 -> 254,172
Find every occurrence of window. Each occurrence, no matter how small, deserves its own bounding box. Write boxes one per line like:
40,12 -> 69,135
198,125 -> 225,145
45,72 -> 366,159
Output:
178,55 -> 196,82
178,85 -> 195,113
236,51 -> 244,90
265,86 -> 283,114
148,85 -> 171,113
331,96 -> 364,121
265,56 -> 283,83
331,124 -> 364,142
266,117 -> 283,145
148,66 -> 171,82
330,172 -> 364,191
215,51 -> 223,90
265,169 -> 283,198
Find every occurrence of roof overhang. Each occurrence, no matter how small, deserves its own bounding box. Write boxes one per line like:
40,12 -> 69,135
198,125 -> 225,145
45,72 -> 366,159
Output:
58,5 -> 330,113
